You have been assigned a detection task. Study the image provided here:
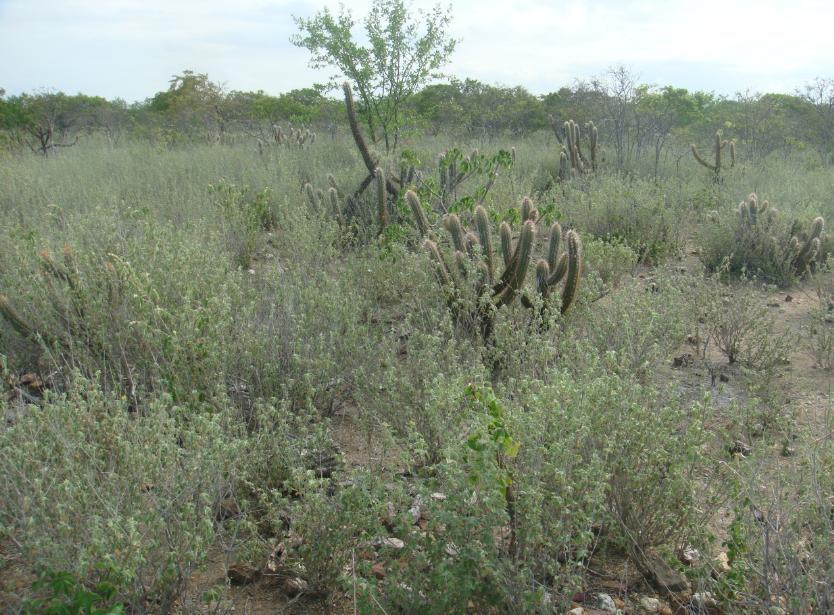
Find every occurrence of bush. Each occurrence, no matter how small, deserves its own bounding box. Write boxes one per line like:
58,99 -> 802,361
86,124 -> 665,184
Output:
0,376 -> 240,612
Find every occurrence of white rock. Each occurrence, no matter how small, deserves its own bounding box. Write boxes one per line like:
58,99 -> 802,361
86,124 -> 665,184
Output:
640,596 -> 661,612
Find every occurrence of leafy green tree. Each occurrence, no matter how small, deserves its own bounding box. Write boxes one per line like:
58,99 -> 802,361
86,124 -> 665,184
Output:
292,0 -> 457,152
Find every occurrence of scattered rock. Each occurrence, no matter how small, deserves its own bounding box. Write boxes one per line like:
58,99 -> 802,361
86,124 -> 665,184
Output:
640,596 -> 662,612
281,576 -> 308,597
408,496 -> 424,524
373,537 -> 404,550
444,543 -> 459,557
430,492 -> 447,501
680,546 -> 700,566
227,563 -> 260,586
588,593 -> 616,612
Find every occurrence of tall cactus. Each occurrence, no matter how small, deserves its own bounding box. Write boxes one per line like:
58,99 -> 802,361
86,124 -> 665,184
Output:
691,130 -> 735,179
558,119 -> 599,179
410,194 -> 583,339
343,82 -> 399,199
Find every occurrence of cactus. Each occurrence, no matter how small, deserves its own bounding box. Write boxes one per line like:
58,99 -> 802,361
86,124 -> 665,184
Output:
556,119 -> 599,180
342,82 -> 399,199
411,194 -> 583,339
792,216 -> 825,275
691,130 -> 735,179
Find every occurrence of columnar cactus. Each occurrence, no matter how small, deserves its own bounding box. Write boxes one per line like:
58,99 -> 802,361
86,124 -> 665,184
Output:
691,131 -> 735,179
557,119 -> 599,179
343,82 -> 399,199
408,192 -> 583,339
791,216 -> 824,275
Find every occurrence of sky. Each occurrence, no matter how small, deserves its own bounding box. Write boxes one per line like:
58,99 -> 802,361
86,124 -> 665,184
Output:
1,0 -> 833,101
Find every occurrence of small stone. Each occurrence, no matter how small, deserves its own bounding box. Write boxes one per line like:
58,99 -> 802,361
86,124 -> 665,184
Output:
373,537 -> 404,549
227,563 -> 260,586
681,546 -> 701,566
567,608 -> 584,615
589,593 -> 616,612
659,605 -> 673,615
430,492 -> 447,500
785,294 -> 793,302
408,496 -> 424,524
613,597 -> 625,610
640,596 -> 661,612
281,576 -> 308,597
247,268 -> 256,275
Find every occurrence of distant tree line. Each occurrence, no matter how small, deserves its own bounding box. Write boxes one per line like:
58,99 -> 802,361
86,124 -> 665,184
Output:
1,70 -> 833,166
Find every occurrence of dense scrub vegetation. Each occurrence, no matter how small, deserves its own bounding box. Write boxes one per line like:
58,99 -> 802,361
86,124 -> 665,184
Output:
1,71 -> 834,614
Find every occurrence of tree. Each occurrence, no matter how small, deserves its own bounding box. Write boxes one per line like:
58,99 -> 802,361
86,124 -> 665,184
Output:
292,0 -> 457,152
798,77 -> 834,163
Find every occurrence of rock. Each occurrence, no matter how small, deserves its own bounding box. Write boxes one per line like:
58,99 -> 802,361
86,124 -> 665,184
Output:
566,608 -> 584,615
281,576 -> 308,597
408,495 -> 424,524
681,546 -> 700,566
227,563 -> 260,586
659,604 -> 673,615
785,294 -> 793,302
613,597 -> 625,610
643,553 -> 691,595
719,373 -> 729,383
691,591 -> 717,608
373,536 -> 404,550
588,593 -> 616,612
640,596 -> 661,612
430,492 -> 447,500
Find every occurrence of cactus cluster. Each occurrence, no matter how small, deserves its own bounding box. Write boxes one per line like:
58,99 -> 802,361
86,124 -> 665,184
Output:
691,131 -> 735,179
258,124 -> 316,154
407,191 -> 582,339
556,119 -> 598,180
303,180 -> 341,219
791,215 -> 824,276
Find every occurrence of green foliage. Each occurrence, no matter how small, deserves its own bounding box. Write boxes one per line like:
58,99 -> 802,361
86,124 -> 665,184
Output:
24,567 -> 124,615
0,376 -> 239,612
293,0 -> 457,152
210,179 -> 275,268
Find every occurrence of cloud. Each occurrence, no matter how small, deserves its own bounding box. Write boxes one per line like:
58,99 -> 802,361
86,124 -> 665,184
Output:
1,0 -> 833,100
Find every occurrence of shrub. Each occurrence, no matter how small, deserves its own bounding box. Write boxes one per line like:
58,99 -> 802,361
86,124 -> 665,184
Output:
0,376 -> 240,612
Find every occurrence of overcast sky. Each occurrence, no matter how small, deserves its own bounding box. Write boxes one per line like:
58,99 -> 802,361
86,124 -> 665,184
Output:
1,0 -> 833,101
